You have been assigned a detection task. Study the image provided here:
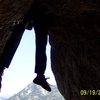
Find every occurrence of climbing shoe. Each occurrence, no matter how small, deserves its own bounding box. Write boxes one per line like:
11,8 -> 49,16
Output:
33,75 -> 51,92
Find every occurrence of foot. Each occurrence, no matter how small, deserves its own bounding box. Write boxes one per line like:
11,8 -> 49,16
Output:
33,75 -> 51,92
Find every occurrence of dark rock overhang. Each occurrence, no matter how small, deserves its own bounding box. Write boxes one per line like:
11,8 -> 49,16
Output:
0,0 -> 33,56
0,0 -> 100,100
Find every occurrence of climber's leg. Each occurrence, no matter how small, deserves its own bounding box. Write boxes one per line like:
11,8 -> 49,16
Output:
33,22 -> 51,91
34,22 -> 47,75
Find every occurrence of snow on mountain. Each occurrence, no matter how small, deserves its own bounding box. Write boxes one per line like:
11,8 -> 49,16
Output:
7,83 -> 64,100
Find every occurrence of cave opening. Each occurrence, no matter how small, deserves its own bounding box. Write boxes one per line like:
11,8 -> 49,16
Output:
0,28 -> 56,98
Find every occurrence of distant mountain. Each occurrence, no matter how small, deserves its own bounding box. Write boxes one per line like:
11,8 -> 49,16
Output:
7,83 -> 65,100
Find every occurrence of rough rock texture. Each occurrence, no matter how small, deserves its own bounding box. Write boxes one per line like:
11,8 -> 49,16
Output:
0,0 -> 100,100
50,15 -> 100,100
0,0 -> 33,56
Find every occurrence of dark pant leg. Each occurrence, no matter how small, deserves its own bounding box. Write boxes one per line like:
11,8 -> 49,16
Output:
34,23 -> 48,74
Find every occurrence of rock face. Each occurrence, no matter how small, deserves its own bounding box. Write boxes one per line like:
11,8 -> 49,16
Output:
0,0 -> 100,100
0,0 -> 33,56
49,15 -> 100,100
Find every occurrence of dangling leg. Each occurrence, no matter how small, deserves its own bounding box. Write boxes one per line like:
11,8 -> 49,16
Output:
34,24 -> 47,75
33,22 -> 51,92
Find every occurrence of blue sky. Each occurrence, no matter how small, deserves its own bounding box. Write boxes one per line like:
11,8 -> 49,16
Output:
0,29 -> 56,98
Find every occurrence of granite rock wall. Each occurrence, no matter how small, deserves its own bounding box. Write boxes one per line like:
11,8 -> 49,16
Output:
0,0 -> 100,100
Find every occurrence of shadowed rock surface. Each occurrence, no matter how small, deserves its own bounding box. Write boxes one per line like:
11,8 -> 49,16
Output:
0,0 -> 33,55
0,0 -> 100,100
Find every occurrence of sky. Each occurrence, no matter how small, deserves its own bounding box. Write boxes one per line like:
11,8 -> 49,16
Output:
0,28 -> 56,99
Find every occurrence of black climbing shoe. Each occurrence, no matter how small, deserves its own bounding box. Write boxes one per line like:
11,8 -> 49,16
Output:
33,75 -> 51,92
